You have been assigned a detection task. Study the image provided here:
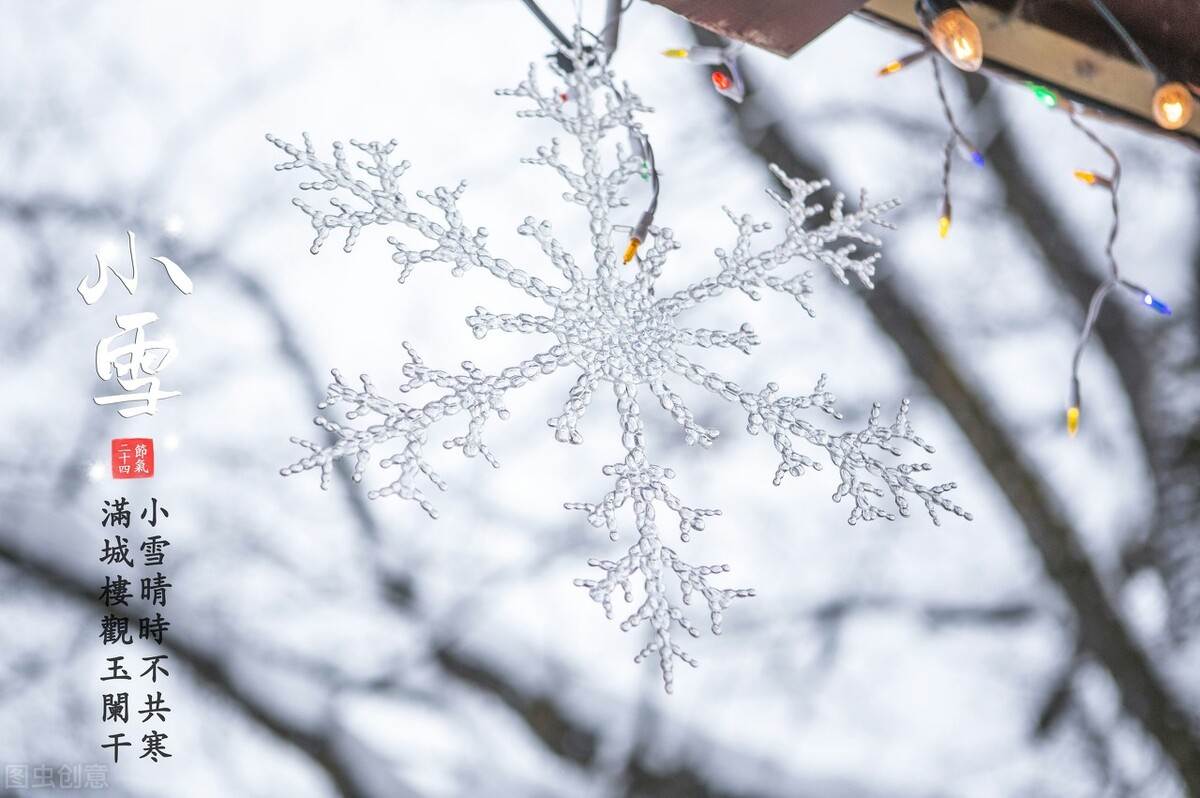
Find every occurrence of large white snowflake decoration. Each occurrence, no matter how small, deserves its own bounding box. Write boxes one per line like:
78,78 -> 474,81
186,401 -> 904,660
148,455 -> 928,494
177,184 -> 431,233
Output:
269,35 -> 971,691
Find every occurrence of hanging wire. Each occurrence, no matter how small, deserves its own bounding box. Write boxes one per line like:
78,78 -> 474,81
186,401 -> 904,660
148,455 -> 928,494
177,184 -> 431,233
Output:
938,136 -> 955,237
1063,100 -> 1170,435
1085,0 -> 1161,80
598,0 -> 634,55
931,55 -> 979,154
519,0 -> 572,48
930,54 -> 983,237
517,0 -> 660,263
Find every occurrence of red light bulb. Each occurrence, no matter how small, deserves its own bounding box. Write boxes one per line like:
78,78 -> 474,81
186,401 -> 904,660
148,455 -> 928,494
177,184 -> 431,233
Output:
711,70 -> 732,91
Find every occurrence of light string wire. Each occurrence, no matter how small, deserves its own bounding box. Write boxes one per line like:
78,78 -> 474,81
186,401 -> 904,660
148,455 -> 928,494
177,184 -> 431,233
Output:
878,4 -> 1175,436
518,0 -> 660,263
1063,100 -> 1170,435
1085,0 -> 1160,80
1086,0 -> 1199,110
931,53 -> 983,237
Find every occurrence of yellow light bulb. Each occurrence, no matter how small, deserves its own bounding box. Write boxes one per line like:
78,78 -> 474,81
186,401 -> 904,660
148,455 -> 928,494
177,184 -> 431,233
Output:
1066,406 -> 1080,437
623,238 -> 641,264
928,9 -> 983,72
878,60 -> 904,77
662,48 -> 689,59
1152,81 -> 1193,130
1073,170 -> 1096,185
938,215 -> 951,239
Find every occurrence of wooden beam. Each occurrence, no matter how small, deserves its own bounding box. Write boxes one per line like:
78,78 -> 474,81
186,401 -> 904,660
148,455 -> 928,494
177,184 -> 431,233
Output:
645,0 -> 868,57
863,0 -> 1200,141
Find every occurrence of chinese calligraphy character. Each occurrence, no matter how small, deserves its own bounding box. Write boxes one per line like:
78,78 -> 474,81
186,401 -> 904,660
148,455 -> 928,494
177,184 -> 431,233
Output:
99,615 -> 133,645
100,656 -> 131,681
139,730 -> 172,762
140,535 -> 170,566
138,692 -> 171,723
139,613 -> 170,645
99,575 -> 132,607
77,231 -> 193,305
99,536 -> 134,567
140,498 -> 169,527
102,692 -> 130,723
94,312 -> 181,417
139,655 -> 169,682
140,573 -> 171,607
101,498 -> 131,528
100,733 -> 131,763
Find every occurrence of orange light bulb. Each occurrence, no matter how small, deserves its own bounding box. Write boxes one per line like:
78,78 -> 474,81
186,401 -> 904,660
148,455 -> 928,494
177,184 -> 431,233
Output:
928,8 -> 983,72
1152,81 -> 1194,130
623,238 -> 641,264
711,70 -> 732,91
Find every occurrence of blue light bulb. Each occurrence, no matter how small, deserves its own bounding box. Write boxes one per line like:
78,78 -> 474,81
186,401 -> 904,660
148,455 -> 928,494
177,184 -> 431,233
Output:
1143,293 -> 1172,315
970,151 -> 985,167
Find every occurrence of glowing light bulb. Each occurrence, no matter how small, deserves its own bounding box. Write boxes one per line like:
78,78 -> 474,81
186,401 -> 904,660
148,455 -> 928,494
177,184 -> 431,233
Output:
662,48 -> 689,59
924,7 -> 983,72
1066,406 -> 1079,437
878,60 -> 905,77
711,70 -> 732,92
1142,292 -> 1171,315
970,151 -> 985,167
1027,83 -> 1058,108
623,237 -> 641,264
938,215 -> 951,239
1152,81 -> 1193,130
1073,169 -> 1113,189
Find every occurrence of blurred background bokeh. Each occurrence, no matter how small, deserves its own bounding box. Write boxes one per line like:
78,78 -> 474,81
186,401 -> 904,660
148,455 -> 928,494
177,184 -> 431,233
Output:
2,1 -> 1198,795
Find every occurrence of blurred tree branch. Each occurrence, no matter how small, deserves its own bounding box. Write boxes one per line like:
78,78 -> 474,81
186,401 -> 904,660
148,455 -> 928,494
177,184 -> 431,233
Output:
0,533 -> 421,798
690,26 -> 1200,796
0,194 -> 781,798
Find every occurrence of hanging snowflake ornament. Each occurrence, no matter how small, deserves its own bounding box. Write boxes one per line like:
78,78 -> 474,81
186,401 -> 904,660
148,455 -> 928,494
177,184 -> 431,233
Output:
268,33 -> 971,692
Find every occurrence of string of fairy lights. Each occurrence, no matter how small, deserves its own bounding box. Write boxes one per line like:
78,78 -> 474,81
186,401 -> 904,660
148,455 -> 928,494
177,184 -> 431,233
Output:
520,0 -> 660,264
522,0 -> 1188,439
876,0 -> 1188,437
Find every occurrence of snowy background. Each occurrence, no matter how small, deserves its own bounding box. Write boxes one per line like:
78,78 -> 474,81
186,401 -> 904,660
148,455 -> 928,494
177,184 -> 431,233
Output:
2,1 -> 1199,796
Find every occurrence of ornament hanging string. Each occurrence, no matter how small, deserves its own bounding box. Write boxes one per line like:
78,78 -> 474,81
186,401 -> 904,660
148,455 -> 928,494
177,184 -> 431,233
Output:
519,0 -> 660,264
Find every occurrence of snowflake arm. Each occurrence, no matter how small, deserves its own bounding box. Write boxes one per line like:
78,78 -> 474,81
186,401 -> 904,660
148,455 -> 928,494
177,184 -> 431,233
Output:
548,368 -> 602,445
267,133 -> 564,306
658,165 -> 899,317
281,343 -> 569,517
570,382 -> 752,692
668,353 -> 972,525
